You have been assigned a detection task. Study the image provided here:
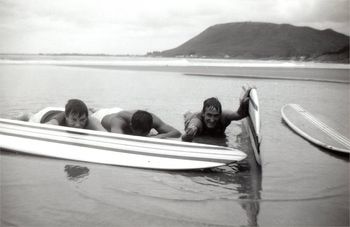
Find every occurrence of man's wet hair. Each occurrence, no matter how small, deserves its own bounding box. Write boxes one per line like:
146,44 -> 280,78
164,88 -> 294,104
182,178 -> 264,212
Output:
65,99 -> 88,117
131,110 -> 153,134
202,97 -> 222,114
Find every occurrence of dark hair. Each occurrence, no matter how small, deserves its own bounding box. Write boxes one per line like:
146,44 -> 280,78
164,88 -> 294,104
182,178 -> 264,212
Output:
65,99 -> 88,117
202,97 -> 222,114
131,110 -> 153,134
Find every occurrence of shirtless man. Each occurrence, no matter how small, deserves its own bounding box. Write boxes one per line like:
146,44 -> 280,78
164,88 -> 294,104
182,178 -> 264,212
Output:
92,108 -> 181,139
181,87 -> 251,142
22,99 -> 106,131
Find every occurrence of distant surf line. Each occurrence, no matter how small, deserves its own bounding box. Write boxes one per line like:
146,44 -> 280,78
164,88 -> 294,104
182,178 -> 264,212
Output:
184,73 -> 349,84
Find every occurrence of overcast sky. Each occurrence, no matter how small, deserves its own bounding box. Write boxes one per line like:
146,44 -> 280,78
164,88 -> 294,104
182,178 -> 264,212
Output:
0,0 -> 348,54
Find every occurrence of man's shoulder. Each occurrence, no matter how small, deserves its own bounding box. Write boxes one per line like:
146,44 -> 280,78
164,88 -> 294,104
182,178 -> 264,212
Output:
118,110 -> 134,116
105,110 -> 129,120
184,111 -> 201,120
50,111 -> 65,125
41,109 -> 64,123
110,111 -> 130,124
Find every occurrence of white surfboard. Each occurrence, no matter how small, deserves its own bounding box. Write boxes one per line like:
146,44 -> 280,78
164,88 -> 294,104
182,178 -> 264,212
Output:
245,88 -> 262,165
281,104 -> 350,154
0,118 -> 247,170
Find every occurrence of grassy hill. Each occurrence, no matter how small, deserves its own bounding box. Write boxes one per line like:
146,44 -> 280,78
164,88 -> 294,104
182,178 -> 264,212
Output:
155,22 -> 349,63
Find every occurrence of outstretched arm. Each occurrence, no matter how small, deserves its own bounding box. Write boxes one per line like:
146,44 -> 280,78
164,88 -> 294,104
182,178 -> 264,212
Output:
151,114 -> 181,139
181,113 -> 203,142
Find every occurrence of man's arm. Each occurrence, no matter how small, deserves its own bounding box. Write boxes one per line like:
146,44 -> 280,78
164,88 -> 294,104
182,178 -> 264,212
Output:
225,87 -> 251,121
224,99 -> 249,121
150,114 -> 181,139
181,112 -> 203,142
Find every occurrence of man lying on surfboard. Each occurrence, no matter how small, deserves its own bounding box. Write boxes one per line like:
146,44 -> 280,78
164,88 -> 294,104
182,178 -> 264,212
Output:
181,87 -> 251,142
16,99 -> 106,131
91,108 -> 181,139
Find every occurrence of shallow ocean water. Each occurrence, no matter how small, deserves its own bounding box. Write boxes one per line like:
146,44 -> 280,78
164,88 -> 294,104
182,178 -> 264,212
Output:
0,58 -> 349,226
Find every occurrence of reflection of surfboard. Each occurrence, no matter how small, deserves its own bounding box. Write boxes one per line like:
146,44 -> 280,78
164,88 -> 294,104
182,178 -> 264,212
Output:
281,104 -> 350,154
0,118 -> 247,170
245,88 -> 262,165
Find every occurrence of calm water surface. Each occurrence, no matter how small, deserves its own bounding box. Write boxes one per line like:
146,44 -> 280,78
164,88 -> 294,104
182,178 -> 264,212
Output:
0,62 -> 349,226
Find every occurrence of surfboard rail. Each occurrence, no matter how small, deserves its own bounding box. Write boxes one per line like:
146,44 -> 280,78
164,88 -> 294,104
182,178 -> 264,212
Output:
281,104 -> 350,154
0,118 -> 247,170
245,87 -> 262,165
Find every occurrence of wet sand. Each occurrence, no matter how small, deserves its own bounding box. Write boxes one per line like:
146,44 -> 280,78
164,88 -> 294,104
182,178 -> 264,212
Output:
64,64 -> 350,83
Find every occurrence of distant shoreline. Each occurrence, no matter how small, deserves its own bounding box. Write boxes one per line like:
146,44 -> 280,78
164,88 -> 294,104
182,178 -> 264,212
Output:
184,73 -> 349,84
0,53 -> 348,64
62,64 -> 350,84
0,55 -> 349,83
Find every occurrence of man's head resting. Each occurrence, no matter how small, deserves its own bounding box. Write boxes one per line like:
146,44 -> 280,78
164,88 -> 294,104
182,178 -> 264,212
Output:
201,97 -> 222,129
131,110 -> 153,136
64,99 -> 89,128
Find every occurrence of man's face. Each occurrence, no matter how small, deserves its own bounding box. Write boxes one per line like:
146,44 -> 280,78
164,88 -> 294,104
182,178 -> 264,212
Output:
202,106 -> 221,128
65,112 -> 88,128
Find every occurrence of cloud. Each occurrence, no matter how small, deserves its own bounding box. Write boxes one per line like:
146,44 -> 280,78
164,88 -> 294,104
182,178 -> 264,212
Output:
0,0 -> 348,54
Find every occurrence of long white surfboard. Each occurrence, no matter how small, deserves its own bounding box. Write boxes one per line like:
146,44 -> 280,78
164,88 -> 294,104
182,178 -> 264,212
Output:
244,87 -> 262,165
281,104 -> 350,154
0,118 -> 247,170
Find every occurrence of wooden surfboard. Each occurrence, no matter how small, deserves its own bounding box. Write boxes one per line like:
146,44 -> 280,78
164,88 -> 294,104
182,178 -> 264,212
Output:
244,87 -> 262,165
281,104 -> 350,154
0,118 -> 247,170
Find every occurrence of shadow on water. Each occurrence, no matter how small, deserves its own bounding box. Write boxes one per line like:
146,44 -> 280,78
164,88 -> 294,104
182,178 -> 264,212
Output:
1,149 -> 92,182
281,120 -> 350,162
64,164 -> 90,182
171,124 -> 263,226
191,135 -> 229,147
316,147 -> 350,162
238,145 -> 262,227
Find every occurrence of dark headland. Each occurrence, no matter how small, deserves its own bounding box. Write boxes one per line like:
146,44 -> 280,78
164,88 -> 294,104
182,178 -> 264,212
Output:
148,22 -> 349,63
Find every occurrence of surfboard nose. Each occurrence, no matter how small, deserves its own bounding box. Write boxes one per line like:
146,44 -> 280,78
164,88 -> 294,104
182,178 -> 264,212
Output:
235,149 -> 248,161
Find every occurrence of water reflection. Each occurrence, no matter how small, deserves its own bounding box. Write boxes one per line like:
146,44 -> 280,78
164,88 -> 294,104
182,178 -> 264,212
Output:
174,124 -> 262,226
192,135 -> 229,147
238,122 -> 262,227
281,121 -> 350,162
173,159 -> 262,226
64,165 -> 90,182
238,149 -> 262,227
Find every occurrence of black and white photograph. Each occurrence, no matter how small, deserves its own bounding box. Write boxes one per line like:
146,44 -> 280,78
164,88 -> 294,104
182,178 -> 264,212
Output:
0,0 -> 349,226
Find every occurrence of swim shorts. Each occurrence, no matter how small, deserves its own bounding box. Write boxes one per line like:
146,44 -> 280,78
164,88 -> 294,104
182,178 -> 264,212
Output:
29,107 -> 65,123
